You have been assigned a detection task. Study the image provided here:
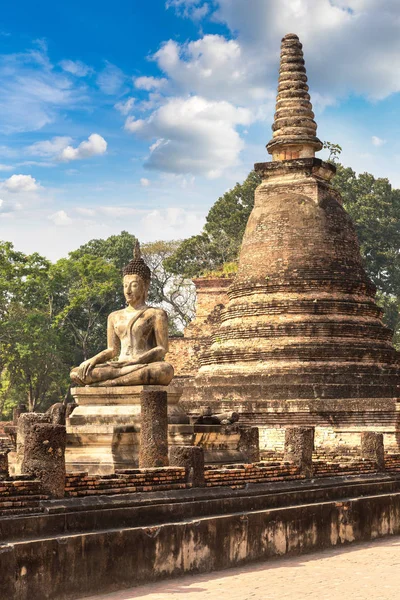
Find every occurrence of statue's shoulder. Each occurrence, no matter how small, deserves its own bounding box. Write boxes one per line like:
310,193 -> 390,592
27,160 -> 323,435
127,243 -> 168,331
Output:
146,306 -> 168,319
108,308 -> 126,320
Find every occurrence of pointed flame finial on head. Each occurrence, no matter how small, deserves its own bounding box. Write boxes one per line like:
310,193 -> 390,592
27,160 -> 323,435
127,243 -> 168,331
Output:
267,33 -> 322,161
122,238 -> 151,283
134,238 -> 141,260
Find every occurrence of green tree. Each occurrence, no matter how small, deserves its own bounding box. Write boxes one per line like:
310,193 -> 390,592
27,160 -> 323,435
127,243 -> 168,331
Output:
0,243 -> 70,413
70,230 -> 136,271
52,255 -> 121,362
166,170 -> 261,277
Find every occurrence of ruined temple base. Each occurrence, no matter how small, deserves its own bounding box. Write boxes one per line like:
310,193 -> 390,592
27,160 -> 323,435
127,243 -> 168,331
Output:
66,385 -> 193,474
183,389 -> 400,455
66,386 -> 247,474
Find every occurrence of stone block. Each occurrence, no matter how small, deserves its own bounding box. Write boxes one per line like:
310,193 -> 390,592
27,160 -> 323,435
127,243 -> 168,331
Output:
21,421 -> 66,498
238,427 -> 260,463
361,432 -> 385,471
139,389 -> 168,468
0,452 -> 8,478
169,445 -> 205,487
284,426 -> 314,477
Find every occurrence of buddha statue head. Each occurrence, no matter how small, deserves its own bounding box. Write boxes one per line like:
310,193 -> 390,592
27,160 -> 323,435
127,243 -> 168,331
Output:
122,240 -> 151,306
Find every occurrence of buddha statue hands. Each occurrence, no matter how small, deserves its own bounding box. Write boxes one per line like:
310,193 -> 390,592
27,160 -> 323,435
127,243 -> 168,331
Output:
70,241 -> 174,387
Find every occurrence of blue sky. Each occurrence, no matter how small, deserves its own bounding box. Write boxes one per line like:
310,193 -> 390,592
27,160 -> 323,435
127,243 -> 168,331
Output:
1,0 -> 400,259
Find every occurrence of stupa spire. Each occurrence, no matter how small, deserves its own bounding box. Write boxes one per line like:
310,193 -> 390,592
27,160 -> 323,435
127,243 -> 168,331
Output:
267,33 -> 322,161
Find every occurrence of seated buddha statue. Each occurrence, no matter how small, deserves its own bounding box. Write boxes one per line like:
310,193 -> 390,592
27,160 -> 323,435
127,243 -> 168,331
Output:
70,241 -> 174,387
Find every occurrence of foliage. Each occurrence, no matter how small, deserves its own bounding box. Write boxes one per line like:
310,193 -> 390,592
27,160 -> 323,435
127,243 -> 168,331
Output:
165,170 -> 261,277
51,255 -> 121,361
0,242 -> 70,413
323,140 -> 343,162
202,262 -> 238,279
70,230 -> 136,271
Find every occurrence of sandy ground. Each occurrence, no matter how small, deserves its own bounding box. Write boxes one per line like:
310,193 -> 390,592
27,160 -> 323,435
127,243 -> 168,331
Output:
82,536 -> 400,600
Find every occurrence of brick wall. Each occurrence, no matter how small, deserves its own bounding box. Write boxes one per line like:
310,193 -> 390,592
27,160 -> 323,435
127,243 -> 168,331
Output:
65,467 -> 188,497
0,475 -> 48,515
166,277 -> 232,378
204,462 -> 304,488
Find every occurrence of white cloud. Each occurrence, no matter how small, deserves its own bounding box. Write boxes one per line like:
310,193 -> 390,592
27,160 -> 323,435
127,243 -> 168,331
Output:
0,45 -> 86,133
372,136 -> 386,147
26,136 -> 73,157
3,174 -> 39,193
125,95 -> 252,177
166,0 -> 209,19
0,164 -> 13,171
140,206 -> 205,239
213,0 -> 400,101
140,178 -> 151,187
59,59 -> 92,77
75,207 -> 96,217
0,197 -> 22,214
97,62 -> 125,95
0,146 -> 17,158
153,35 -> 269,105
134,76 -> 167,91
114,97 -> 135,115
48,210 -> 72,226
59,134 -> 107,162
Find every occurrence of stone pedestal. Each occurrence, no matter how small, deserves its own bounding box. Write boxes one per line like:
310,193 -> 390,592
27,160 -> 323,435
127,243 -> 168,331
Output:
139,390 -> 168,468
66,385 -> 193,474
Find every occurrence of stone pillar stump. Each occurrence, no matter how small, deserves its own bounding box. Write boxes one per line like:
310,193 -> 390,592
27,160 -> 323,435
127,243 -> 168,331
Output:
0,452 -> 8,478
169,445 -> 205,487
139,388 -> 168,468
238,427 -> 260,463
284,426 -> 314,477
361,432 -> 385,471
21,416 -> 66,498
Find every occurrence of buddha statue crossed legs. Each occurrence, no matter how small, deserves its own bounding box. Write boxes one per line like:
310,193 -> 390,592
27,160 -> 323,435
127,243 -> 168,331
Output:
70,242 -> 174,387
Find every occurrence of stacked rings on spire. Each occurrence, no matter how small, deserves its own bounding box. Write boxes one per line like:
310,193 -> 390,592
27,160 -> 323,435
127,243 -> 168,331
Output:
267,33 -> 322,158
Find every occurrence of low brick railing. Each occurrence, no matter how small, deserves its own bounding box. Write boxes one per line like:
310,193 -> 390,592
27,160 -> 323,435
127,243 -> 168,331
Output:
204,462 -> 304,488
0,453 -> 399,513
0,475 -> 48,515
65,467 -> 188,497
312,459 -> 377,478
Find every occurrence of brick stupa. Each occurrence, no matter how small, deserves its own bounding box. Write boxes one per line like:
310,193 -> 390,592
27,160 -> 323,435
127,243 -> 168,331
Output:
182,34 -> 400,452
